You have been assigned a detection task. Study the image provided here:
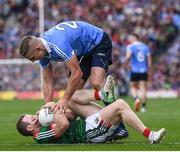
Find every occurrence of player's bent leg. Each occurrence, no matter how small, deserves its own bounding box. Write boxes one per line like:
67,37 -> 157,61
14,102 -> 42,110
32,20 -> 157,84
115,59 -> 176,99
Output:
90,67 -> 106,90
134,97 -> 141,112
130,81 -> 139,98
100,99 -> 146,134
97,100 -> 135,141
130,82 -> 141,112
106,99 -> 166,143
99,100 -> 123,125
115,99 -> 147,134
68,99 -> 102,118
139,81 -> 147,112
71,90 -> 96,104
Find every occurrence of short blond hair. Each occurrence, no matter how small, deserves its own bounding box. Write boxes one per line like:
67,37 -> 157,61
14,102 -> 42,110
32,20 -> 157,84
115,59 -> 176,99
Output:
19,36 -> 33,57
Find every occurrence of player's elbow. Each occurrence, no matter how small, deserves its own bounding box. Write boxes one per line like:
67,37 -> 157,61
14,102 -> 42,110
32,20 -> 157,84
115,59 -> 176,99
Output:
77,69 -> 83,78
73,68 -> 83,80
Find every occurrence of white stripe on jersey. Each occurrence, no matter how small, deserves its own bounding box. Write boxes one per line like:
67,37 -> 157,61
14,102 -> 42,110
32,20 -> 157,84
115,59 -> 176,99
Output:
36,133 -> 56,140
40,38 -> 51,53
37,129 -> 55,136
36,129 -> 55,140
50,43 -> 70,62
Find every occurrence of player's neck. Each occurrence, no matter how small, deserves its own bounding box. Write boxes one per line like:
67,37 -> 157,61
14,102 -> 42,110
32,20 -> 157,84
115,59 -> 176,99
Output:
34,123 -> 41,131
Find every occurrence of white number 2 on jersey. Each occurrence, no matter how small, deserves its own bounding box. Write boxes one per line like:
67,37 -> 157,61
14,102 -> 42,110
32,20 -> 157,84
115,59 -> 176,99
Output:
55,21 -> 78,30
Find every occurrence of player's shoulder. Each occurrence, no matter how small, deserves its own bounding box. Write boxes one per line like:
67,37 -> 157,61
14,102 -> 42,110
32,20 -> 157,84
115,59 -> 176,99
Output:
138,41 -> 150,50
126,42 -> 137,51
40,27 -> 66,45
134,41 -> 149,50
139,41 -> 148,46
33,125 -> 57,143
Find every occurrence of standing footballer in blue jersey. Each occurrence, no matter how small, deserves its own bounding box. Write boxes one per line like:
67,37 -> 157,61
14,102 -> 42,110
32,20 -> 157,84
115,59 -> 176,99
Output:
19,21 -> 113,111
125,33 -> 152,113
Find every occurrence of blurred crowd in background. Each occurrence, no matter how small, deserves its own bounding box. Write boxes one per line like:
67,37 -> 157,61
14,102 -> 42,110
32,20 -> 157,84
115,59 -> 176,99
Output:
0,0 -> 179,95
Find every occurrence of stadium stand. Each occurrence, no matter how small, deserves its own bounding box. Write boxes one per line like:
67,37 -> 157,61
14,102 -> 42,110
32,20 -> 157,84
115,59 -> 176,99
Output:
0,0 -> 179,96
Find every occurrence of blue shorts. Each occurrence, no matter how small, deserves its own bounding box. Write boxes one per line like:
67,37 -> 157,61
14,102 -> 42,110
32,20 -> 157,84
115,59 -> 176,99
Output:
77,32 -> 112,82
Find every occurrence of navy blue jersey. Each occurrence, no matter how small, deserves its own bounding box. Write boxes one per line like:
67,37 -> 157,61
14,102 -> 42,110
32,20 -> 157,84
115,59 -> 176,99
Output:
39,21 -> 103,68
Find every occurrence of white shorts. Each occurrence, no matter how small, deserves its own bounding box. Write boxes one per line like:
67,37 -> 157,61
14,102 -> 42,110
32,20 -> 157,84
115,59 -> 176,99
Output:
85,112 -> 118,143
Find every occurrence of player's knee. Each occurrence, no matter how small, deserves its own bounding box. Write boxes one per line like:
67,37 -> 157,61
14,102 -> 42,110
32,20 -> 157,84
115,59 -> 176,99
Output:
115,99 -> 129,111
71,91 -> 80,102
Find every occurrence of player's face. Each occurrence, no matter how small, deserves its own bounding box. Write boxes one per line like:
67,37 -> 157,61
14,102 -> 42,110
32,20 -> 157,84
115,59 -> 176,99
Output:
26,48 -> 46,62
25,39 -> 46,62
127,35 -> 137,44
23,114 -> 38,126
127,36 -> 133,44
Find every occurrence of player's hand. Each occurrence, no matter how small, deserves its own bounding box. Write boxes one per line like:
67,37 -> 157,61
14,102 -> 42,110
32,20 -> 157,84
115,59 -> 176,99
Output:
53,99 -> 68,114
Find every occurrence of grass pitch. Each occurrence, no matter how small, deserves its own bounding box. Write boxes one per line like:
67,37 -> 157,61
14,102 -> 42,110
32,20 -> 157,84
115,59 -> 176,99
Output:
0,97 -> 180,151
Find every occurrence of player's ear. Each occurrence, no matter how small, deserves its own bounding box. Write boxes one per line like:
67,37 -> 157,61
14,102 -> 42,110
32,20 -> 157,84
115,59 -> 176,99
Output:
36,47 -> 41,51
36,40 -> 43,50
27,125 -> 33,132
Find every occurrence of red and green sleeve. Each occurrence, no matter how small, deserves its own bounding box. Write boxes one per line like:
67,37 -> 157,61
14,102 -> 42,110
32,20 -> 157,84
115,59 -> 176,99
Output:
33,123 -> 60,144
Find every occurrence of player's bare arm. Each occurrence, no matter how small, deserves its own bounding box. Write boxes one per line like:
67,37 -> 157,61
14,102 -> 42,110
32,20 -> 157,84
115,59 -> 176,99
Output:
42,63 -> 54,103
55,54 -> 83,113
125,51 -> 132,71
38,101 -> 77,121
147,54 -> 152,80
147,54 -> 152,70
52,112 -> 70,137
64,109 -> 77,121
63,54 -> 83,101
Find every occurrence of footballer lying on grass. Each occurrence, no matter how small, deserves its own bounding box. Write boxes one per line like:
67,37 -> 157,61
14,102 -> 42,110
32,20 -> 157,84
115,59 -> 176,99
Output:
16,76 -> 166,144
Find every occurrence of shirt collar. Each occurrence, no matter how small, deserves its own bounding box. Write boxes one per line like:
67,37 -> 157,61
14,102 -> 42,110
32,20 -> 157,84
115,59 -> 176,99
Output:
133,41 -> 142,45
39,38 -> 51,53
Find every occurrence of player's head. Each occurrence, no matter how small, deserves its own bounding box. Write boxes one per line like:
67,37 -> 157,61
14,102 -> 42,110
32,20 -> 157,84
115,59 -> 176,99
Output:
19,35 -> 47,62
127,33 -> 140,43
16,114 -> 39,136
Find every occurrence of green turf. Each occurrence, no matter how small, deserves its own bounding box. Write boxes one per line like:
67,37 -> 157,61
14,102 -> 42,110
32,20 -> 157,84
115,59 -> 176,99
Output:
0,98 -> 180,151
